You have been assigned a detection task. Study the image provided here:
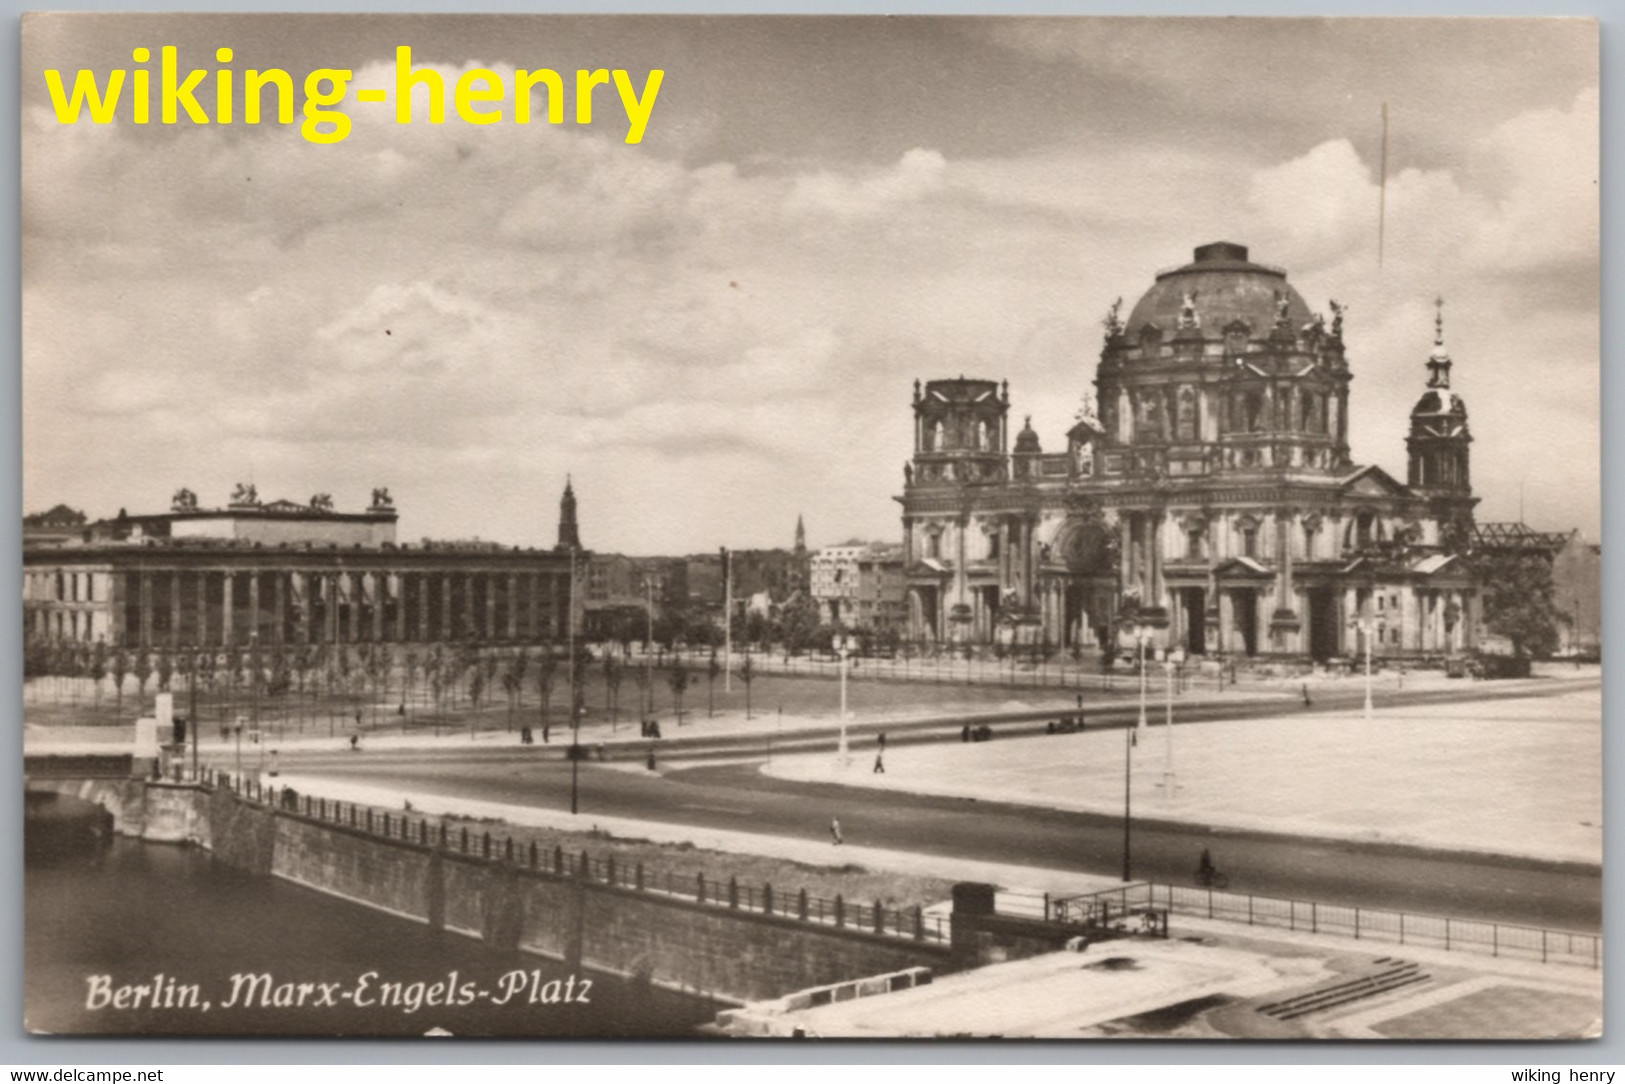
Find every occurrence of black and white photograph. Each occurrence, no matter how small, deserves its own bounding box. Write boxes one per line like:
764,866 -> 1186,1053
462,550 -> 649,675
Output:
19,13 -> 1601,1041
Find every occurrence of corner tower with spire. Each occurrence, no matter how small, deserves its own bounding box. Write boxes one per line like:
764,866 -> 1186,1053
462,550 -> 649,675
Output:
1406,298 -> 1474,500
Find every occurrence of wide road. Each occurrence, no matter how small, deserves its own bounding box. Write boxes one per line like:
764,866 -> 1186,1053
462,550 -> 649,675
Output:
270,681 -> 1602,934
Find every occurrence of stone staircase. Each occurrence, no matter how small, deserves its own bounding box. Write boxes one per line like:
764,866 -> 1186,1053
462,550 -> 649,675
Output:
1255,958 -> 1430,1021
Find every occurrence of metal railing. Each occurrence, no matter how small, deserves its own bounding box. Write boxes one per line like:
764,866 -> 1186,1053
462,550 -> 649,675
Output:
1042,882 -> 1598,969
196,765 -> 948,946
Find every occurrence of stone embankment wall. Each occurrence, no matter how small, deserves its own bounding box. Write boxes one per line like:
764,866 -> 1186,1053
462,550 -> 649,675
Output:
30,771 -> 957,1005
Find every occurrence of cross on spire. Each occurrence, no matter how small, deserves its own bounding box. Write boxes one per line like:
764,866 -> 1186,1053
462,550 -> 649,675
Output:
1427,296 -> 1452,390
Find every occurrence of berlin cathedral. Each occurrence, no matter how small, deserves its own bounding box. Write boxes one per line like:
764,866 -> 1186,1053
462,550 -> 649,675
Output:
898,242 -> 1480,661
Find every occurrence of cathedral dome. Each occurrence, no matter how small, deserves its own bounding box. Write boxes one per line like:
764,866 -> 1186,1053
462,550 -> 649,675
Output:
1013,416 -> 1042,454
1124,241 -> 1315,337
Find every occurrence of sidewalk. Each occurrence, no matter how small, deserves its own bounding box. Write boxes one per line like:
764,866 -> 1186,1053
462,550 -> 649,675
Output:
270,770 -> 1128,902
764,685 -> 1604,865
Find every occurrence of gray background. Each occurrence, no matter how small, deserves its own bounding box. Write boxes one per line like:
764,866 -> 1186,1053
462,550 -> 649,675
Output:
2,0 -> 1615,1066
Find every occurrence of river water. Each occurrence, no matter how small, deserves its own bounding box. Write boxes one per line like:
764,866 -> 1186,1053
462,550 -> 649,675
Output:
25,797 -> 720,1038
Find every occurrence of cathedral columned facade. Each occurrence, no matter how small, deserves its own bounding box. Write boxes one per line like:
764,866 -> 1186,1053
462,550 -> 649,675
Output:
898,242 -> 1479,661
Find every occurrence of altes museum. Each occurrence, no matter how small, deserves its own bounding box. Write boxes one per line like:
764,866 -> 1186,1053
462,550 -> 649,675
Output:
898,242 -> 1480,661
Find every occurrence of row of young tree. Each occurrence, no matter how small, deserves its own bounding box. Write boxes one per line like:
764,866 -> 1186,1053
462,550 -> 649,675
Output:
20,636 -> 782,733
594,594 -> 909,661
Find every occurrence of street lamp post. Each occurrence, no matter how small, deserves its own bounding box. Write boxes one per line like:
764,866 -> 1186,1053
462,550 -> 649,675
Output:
569,548 -> 581,815
1162,647 -> 1183,797
834,633 -> 856,766
1124,622 -> 1152,883
642,576 -> 655,721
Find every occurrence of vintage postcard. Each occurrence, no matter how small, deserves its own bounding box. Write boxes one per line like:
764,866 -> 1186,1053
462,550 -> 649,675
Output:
21,14 -> 1600,1039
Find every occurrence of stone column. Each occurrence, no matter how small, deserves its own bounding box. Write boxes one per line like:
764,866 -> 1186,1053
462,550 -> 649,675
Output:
527,574 -> 540,640
292,572 -> 310,644
507,574 -> 519,639
440,575 -> 454,640
347,575 -> 364,643
1216,589 -> 1231,654
392,575 -> 406,642
168,572 -> 183,647
248,571 -> 261,645
370,573 -> 385,641
274,572 -> 287,645
1119,515 -> 1134,597
484,574 -> 497,639
953,519 -> 968,619
197,571 -> 210,647
996,520 -> 1009,593
221,572 -> 235,646
1149,511 -> 1164,608
552,575 -> 564,639
1277,514 -> 1295,614
138,572 -> 154,648
416,574 -> 430,641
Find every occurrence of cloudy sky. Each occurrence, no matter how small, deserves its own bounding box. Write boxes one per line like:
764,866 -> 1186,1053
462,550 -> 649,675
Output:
22,15 -> 1598,553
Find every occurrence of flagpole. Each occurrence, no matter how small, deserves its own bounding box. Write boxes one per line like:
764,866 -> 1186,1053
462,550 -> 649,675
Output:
569,546 -> 579,815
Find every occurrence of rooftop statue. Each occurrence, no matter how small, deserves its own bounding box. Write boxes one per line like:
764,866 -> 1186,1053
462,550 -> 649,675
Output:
1328,299 -> 1347,338
1103,296 -> 1124,337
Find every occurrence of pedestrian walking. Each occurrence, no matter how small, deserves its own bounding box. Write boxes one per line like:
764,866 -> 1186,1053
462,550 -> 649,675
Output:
1301,683 -> 1312,708
830,817 -> 843,845
873,751 -> 885,774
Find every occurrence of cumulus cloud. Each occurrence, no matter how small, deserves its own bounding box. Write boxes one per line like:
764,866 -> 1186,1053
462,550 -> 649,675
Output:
20,18 -> 1599,549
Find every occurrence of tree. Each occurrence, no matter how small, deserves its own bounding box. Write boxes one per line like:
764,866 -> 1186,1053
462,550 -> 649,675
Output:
502,649 -> 529,733
468,665 -> 487,736
1474,552 -> 1569,659
156,646 -> 174,695
668,663 -> 691,727
779,594 -> 821,657
633,659 -> 651,722
603,653 -> 623,726
110,647 -> 130,724
89,641 -> 108,709
132,649 -> 154,719
535,645 -> 559,734
401,647 -> 419,715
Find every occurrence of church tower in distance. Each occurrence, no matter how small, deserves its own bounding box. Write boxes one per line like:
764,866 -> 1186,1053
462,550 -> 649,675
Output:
556,476 -> 582,551
1406,298 -> 1474,500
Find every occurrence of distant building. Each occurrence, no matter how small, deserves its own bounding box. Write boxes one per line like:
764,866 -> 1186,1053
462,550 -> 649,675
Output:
583,553 -> 686,639
1472,522 -> 1602,657
23,483 -> 585,649
1553,531 -> 1602,656
22,504 -> 87,548
810,542 -> 906,629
